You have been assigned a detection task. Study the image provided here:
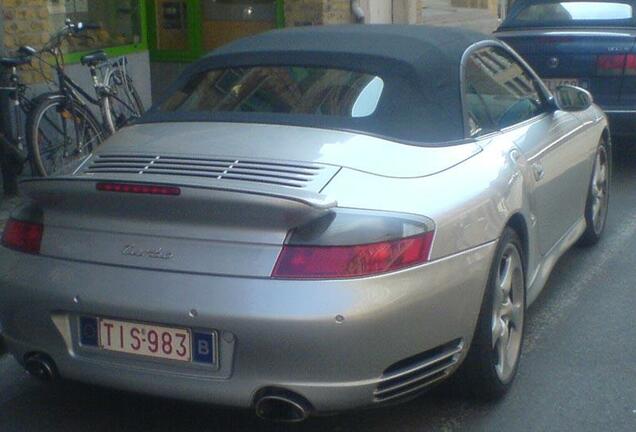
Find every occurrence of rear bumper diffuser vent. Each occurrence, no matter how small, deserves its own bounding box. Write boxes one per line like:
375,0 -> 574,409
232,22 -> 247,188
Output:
374,338 -> 464,402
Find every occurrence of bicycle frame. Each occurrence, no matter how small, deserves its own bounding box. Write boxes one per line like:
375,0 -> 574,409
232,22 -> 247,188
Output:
0,66 -> 28,151
102,59 -> 142,116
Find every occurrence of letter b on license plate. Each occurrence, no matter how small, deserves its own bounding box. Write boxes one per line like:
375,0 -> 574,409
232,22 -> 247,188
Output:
193,332 -> 215,364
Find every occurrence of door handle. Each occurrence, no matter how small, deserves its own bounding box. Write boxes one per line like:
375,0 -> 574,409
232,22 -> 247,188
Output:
532,162 -> 545,181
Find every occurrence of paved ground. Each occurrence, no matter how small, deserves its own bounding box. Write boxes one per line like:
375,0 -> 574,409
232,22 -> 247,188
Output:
421,0 -> 499,34
1,143 -> 636,431
0,195 -> 19,228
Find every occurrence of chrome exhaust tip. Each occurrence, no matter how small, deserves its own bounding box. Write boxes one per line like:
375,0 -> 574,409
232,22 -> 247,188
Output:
24,353 -> 57,381
255,389 -> 311,423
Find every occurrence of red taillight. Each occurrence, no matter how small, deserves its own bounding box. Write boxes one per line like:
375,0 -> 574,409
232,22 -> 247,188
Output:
272,231 -> 434,279
626,54 -> 636,76
1,219 -> 43,254
96,182 -> 181,196
596,54 -> 636,75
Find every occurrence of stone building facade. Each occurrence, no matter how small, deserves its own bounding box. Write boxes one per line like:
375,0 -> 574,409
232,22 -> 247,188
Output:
1,0 -> 489,105
1,0 -> 53,83
284,0 -> 423,26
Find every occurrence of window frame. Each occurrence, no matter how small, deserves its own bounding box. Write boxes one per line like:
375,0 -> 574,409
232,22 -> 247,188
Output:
460,41 -> 554,139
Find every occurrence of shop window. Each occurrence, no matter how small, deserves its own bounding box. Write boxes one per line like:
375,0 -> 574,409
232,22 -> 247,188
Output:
202,0 -> 277,50
47,0 -> 143,53
148,0 -> 283,62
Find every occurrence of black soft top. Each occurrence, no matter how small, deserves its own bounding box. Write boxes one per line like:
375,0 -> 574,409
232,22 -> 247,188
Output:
142,25 -> 493,144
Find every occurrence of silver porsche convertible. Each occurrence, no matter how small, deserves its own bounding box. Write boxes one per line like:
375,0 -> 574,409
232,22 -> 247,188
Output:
0,25 -> 610,421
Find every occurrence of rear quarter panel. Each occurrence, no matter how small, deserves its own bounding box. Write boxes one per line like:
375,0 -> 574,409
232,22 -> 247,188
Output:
321,138 -> 526,261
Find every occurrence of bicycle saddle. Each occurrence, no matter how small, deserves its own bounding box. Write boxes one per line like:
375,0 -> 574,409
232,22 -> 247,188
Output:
0,56 -> 31,67
80,50 -> 108,66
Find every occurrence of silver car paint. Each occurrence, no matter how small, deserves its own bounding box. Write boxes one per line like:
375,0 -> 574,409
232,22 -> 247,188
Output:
0,240 -> 496,411
101,122 -> 483,178
0,48 -> 609,412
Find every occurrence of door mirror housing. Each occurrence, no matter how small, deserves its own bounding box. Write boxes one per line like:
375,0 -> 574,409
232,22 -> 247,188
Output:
553,85 -> 594,112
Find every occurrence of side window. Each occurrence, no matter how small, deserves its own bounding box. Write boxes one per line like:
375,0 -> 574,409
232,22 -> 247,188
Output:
465,46 -> 546,135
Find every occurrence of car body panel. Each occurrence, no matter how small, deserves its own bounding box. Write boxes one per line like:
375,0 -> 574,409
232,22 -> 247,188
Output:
101,122 -> 483,179
496,21 -> 636,135
0,240 -> 495,411
496,29 -> 636,107
0,27 -> 611,414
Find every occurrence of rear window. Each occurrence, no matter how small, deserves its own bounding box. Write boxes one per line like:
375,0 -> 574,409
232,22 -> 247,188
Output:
143,60 -> 468,145
503,1 -> 635,27
158,66 -> 385,118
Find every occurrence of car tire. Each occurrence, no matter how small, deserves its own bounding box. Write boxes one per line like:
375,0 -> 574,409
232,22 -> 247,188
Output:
578,138 -> 610,247
457,227 -> 526,400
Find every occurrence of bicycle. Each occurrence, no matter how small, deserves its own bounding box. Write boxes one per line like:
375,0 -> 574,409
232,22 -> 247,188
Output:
24,21 -> 107,176
2,20 -> 145,177
73,48 -> 144,135
0,55 -> 33,163
99,55 -> 145,134
0,54 -> 33,193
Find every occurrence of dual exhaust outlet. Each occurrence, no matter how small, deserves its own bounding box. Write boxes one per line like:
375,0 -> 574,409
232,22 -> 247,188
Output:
254,388 -> 312,423
23,353 -> 311,422
24,353 -> 58,381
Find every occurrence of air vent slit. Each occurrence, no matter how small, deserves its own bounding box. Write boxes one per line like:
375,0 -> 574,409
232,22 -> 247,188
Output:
374,339 -> 464,403
84,154 -> 329,189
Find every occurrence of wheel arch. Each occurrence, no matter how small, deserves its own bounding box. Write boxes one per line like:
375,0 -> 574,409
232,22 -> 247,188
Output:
601,127 -> 610,144
505,213 -> 529,277
602,127 -> 612,176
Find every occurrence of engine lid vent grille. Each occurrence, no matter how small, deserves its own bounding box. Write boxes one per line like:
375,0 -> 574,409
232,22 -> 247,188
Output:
83,154 -> 334,189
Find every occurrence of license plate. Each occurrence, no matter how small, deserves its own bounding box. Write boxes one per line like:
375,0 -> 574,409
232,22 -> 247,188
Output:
79,317 -> 216,364
544,78 -> 584,93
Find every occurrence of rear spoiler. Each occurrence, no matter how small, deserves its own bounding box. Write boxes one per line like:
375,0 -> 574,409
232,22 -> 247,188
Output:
19,176 -> 338,230
20,176 -> 337,210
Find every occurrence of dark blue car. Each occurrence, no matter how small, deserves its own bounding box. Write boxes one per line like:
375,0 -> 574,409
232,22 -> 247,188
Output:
496,0 -> 636,136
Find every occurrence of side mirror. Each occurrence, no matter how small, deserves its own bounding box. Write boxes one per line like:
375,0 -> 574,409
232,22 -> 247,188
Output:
553,85 -> 593,112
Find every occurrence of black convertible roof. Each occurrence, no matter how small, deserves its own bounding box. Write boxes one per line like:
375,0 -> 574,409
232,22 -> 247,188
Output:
145,25 -> 495,144
210,24 -> 488,69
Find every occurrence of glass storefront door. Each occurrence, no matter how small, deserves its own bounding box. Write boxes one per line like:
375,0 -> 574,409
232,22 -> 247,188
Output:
154,0 -> 189,50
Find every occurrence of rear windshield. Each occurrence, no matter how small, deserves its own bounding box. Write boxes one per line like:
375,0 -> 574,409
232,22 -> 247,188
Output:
143,62 -> 467,145
158,66 -> 385,118
503,1 -> 635,28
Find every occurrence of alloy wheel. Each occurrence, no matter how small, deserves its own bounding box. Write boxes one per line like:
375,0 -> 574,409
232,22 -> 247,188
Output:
591,145 -> 609,235
491,243 -> 524,383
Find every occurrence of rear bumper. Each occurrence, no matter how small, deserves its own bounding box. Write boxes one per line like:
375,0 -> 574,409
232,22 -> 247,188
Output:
0,241 -> 496,412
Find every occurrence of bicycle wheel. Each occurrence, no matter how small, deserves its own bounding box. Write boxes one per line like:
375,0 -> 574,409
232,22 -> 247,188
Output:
27,94 -> 104,177
102,69 -> 144,133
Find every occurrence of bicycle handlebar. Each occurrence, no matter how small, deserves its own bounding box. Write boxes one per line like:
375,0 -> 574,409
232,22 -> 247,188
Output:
80,23 -> 102,31
42,20 -> 101,53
